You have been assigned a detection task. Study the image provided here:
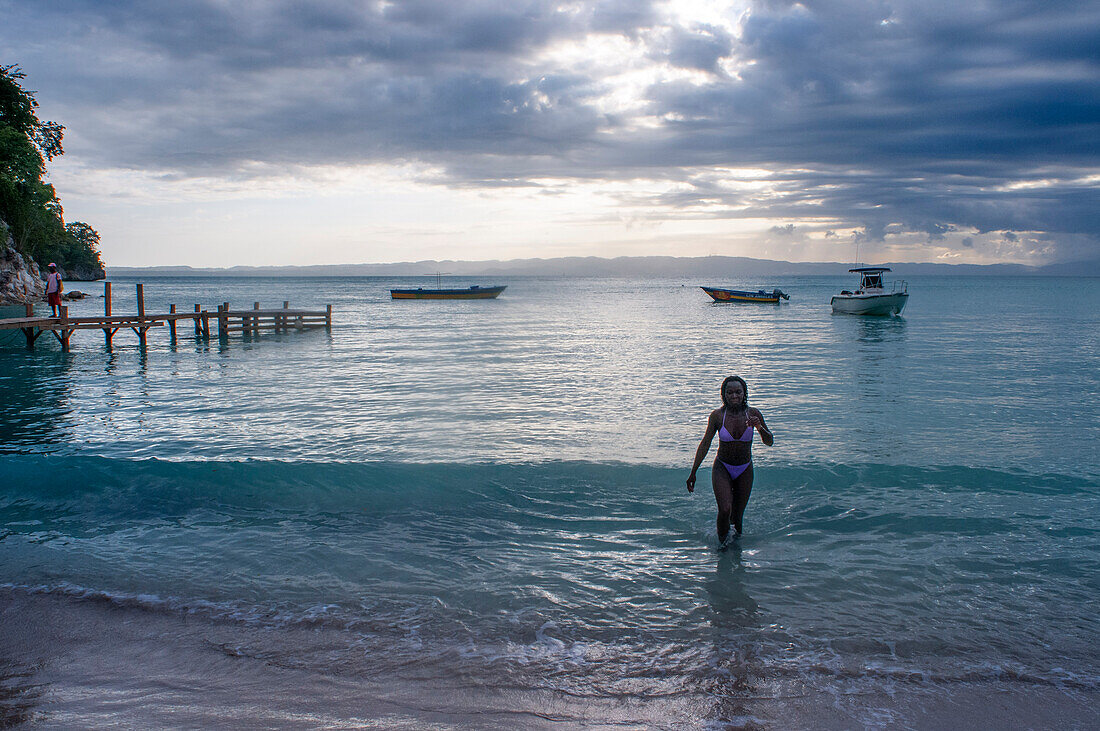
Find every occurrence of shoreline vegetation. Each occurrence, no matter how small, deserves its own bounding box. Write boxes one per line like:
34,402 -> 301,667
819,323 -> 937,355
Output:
106,254 -> 1100,278
1,65 -> 105,304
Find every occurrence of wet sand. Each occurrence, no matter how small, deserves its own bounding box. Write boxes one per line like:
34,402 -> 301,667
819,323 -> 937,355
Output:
3,589 -> 1098,729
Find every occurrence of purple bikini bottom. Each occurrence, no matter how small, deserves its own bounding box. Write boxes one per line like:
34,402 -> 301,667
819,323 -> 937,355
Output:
719,460 -> 752,481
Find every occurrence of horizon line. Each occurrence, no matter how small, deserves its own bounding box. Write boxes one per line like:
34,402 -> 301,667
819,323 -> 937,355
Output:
102,252 -> 1100,274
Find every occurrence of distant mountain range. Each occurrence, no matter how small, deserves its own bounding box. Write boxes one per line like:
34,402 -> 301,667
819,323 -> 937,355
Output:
107,254 -> 1100,278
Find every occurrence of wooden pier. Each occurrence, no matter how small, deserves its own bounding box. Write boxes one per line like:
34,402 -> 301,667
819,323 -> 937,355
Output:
0,283 -> 332,351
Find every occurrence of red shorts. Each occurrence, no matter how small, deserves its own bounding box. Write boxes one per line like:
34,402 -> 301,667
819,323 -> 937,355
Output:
48,291 -> 62,307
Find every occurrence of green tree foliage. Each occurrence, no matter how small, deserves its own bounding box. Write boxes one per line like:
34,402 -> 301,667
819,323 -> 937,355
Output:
0,64 -> 103,276
62,221 -> 102,270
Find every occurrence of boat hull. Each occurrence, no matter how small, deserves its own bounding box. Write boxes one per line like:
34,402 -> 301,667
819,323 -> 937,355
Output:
390,285 -> 506,300
830,292 -> 908,316
701,287 -> 786,304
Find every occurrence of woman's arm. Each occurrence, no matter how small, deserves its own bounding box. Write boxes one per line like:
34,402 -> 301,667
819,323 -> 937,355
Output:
749,408 -> 773,446
686,411 -> 720,492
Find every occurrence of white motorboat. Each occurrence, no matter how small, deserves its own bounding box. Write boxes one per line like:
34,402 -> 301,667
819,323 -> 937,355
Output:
831,267 -> 908,316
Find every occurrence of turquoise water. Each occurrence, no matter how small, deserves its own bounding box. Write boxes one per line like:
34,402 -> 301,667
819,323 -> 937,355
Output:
2,275 -> 1099,727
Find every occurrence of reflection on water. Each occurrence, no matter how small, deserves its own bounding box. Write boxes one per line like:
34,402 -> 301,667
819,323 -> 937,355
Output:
703,543 -> 766,727
707,543 -> 759,628
825,315 -> 912,461
854,313 -> 907,343
0,352 -> 75,451
0,661 -> 42,727
852,316 -> 908,396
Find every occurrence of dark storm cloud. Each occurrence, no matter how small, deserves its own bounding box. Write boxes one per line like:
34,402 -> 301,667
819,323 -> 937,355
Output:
2,0 -> 1098,260
659,24 -> 735,73
4,0 -> 639,164
637,1 -> 1100,256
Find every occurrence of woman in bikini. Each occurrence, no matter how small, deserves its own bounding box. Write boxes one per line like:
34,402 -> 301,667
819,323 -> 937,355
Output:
686,376 -> 773,543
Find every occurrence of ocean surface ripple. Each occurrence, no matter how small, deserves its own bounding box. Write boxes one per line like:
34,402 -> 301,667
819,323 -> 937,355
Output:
2,274 -> 1098,727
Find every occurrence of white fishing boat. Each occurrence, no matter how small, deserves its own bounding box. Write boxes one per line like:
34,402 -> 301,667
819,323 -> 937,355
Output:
831,267 -> 908,316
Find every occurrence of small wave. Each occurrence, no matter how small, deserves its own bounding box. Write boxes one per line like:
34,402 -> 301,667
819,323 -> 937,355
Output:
1,455 -> 1093,514
745,650 -> 1100,692
0,580 -> 344,629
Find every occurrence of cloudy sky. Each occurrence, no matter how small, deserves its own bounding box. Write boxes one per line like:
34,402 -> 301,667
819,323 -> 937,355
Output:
3,0 -> 1097,266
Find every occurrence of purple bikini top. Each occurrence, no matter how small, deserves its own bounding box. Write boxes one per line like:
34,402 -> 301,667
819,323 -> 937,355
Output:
718,408 -> 753,443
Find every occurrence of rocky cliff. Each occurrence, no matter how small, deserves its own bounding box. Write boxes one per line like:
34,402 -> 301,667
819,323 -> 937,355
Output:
0,217 -> 105,304
0,220 -> 45,305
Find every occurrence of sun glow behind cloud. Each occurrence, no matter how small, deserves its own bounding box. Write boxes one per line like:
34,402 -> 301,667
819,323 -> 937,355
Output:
7,0 -> 1097,266
44,0 -> 775,267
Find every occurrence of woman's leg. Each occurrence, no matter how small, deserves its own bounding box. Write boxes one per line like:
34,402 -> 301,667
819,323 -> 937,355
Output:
730,463 -> 754,536
712,461 -> 734,543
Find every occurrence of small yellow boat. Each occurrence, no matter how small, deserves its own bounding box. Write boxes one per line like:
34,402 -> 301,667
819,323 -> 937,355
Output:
701,286 -> 789,303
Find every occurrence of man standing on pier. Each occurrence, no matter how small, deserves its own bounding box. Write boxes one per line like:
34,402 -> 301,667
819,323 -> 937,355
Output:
45,263 -> 63,317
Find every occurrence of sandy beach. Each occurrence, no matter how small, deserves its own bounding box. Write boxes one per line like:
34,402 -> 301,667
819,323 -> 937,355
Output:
4,588 -> 1098,729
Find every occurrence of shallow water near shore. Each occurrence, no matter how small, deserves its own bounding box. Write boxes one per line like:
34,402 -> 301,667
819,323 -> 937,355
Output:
2,274 -> 1099,728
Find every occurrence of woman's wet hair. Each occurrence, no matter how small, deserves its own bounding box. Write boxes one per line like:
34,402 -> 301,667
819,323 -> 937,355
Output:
721,376 -> 749,409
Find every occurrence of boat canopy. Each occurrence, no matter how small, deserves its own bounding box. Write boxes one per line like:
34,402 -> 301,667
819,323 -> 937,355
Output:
850,268 -> 888,289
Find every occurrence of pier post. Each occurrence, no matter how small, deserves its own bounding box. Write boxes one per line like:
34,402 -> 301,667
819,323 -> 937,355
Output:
59,305 -> 71,351
104,282 -> 114,346
135,284 -> 147,347
0,291 -> 329,357
22,303 -> 35,349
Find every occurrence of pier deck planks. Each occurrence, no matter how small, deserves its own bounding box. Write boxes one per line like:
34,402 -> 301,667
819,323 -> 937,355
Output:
0,286 -> 331,350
